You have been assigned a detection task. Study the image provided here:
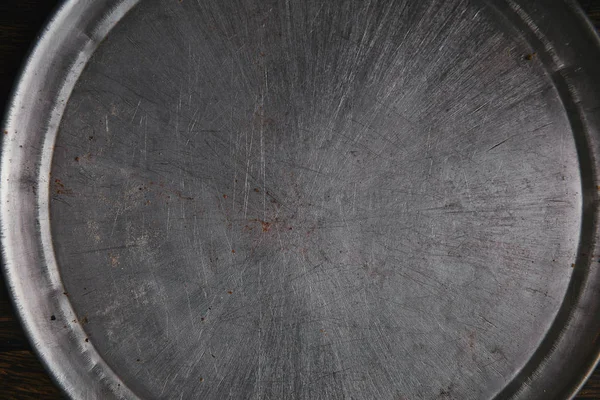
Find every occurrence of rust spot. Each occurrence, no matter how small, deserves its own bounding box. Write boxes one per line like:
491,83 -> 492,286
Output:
524,52 -> 536,61
254,188 -> 260,193
231,249 -> 236,253
227,290 -> 233,295
3,130 -> 8,135
110,253 -> 119,267
54,179 -> 73,195
571,263 -> 576,268
248,219 -> 272,232
74,156 -> 80,162
261,221 -> 271,232
468,331 -> 476,349
223,194 -> 228,199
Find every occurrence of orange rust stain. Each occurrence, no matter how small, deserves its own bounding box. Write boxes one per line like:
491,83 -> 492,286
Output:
227,290 -> 233,295
248,219 -> 273,232
53,179 -> 73,195
223,194 -> 228,199
261,221 -> 271,232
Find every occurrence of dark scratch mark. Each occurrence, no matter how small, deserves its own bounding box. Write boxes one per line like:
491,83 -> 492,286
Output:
487,137 -> 511,152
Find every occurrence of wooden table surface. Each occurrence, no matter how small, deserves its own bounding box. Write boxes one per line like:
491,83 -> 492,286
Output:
0,1 -> 599,399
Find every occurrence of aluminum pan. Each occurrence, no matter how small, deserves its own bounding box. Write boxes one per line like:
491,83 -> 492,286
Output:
2,0 -> 600,398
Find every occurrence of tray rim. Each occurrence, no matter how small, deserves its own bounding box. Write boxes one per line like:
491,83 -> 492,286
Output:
1,1 -> 142,398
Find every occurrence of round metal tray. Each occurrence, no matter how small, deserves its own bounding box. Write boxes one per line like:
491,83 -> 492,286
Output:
2,0 -> 600,398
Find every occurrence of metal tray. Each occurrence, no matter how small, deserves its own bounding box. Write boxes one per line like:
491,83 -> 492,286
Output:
2,0 -> 600,398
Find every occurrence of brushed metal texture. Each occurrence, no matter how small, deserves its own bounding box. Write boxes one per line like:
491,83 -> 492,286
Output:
2,0 -> 600,399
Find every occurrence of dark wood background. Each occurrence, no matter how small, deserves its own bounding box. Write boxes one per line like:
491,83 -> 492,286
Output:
0,1 -> 599,398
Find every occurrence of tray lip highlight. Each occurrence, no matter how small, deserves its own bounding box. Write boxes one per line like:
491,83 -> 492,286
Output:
1,0 -> 599,399
1,1 -> 142,399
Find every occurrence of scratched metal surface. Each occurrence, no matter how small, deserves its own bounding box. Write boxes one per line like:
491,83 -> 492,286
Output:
2,0 -> 600,399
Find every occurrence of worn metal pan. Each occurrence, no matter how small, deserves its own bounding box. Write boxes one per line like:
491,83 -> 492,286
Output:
2,0 -> 600,398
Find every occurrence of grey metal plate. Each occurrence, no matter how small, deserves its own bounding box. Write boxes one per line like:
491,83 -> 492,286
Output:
2,0 -> 600,399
